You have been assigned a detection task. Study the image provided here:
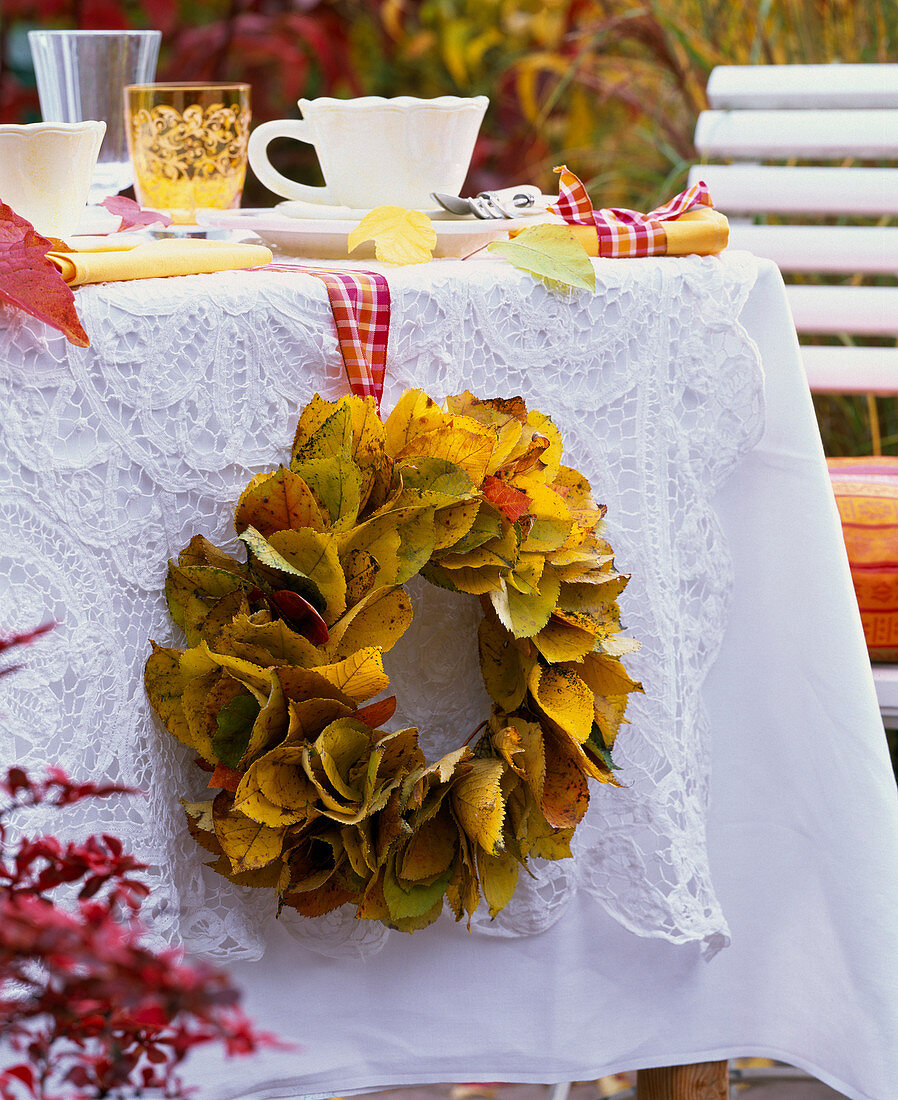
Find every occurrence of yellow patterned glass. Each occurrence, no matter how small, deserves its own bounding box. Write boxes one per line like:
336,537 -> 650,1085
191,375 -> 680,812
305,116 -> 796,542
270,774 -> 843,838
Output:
125,83 -> 250,224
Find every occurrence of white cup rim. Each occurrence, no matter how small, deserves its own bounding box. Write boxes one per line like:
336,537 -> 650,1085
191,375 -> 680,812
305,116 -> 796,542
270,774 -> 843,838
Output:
0,121 -> 106,133
298,95 -> 488,111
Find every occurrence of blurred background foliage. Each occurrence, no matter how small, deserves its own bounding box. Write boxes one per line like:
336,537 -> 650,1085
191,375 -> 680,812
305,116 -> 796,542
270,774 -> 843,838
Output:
1,0 -> 896,461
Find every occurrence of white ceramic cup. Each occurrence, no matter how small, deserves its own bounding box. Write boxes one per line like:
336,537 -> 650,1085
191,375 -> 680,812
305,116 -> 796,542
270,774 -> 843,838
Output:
0,121 -> 106,238
248,95 -> 488,210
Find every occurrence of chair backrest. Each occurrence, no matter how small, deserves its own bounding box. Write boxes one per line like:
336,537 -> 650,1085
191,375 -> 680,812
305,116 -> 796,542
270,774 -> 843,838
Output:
688,64 -> 898,395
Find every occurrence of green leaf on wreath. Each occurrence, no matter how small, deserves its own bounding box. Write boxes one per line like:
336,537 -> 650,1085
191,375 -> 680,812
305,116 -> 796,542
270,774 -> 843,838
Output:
213,693 -> 261,767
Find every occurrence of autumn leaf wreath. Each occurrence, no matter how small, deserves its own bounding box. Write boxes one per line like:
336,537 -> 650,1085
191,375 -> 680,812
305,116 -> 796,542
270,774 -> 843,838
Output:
145,390 -> 642,932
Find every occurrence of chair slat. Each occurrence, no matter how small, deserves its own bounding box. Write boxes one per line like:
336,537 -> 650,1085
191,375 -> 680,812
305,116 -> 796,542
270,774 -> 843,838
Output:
688,164 -> 898,217
706,64 -> 898,110
787,286 -> 898,336
694,109 -> 898,160
801,346 -> 898,394
726,225 -> 898,274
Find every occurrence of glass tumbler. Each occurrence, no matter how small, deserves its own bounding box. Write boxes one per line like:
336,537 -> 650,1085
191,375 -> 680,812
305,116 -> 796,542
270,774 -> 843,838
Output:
125,83 -> 251,224
28,29 -> 161,203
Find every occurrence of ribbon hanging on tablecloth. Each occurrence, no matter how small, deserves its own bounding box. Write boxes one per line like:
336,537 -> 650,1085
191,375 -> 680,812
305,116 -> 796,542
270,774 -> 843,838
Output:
552,165 -> 716,259
263,264 -> 390,409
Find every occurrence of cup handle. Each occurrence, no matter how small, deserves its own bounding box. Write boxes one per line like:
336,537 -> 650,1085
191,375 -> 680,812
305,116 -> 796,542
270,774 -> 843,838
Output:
247,118 -> 331,203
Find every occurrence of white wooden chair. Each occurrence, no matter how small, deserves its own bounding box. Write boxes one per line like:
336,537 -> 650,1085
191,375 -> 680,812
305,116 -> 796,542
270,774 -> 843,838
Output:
688,63 -> 898,728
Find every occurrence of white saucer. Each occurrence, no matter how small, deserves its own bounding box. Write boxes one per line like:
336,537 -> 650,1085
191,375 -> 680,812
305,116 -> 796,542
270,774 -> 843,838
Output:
275,199 -> 449,221
196,208 -> 554,260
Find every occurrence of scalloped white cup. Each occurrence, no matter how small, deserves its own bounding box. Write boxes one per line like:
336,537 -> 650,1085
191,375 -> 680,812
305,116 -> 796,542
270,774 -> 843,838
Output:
248,95 -> 488,210
0,121 -> 105,238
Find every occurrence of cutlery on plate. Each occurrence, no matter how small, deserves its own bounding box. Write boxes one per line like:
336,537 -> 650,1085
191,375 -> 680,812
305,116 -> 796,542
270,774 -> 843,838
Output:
431,186 -> 546,219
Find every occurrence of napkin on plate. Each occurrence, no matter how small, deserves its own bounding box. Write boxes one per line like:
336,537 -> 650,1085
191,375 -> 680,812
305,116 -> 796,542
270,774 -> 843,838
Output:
46,238 -> 273,286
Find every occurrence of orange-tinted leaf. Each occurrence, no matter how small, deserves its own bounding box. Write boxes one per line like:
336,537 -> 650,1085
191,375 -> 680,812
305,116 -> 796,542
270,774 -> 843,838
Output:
0,202 -> 89,346
207,762 -> 243,792
482,474 -> 532,523
354,695 -> 397,729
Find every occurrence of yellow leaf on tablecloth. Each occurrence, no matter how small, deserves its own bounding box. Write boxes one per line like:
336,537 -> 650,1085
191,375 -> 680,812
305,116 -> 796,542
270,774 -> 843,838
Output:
488,223 -> 595,292
451,757 -> 506,854
347,205 -> 437,265
572,651 -> 643,698
145,642 -> 202,755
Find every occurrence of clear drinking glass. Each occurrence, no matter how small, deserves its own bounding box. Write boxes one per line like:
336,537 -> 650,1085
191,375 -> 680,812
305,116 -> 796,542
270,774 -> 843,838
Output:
28,29 -> 161,203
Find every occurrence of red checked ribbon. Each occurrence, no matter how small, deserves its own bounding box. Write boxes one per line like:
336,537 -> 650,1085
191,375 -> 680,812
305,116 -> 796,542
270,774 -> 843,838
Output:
552,165 -> 714,258
263,263 -> 390,410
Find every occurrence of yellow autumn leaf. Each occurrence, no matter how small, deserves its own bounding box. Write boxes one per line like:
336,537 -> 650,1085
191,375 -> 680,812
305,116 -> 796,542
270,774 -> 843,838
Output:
477,616 -> 530,711
516,477 -> 572,552
571,652 -> 644,698
489,570 -> 561,638
532,614 -> 598,663
383,388 -> 444,458
234,466 -> 325,536
233,744 -> 315,827
451,758 -> 506,854
347,205 -> 437,265
283,696 -> 353,742
397,420 -> 495,487
311,646 -> 390,702
477,846 -> 520,918
268,528 -> 347,624
214,803 -> 286,873
528,663 -> 594,744
323,584 -> 412,660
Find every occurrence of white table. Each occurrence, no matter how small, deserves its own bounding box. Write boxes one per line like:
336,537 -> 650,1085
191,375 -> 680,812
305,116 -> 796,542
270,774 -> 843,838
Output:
1,253 -> 897,1100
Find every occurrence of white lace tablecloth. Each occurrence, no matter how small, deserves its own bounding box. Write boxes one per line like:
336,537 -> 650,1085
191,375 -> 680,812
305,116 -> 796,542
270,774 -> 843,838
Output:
3,253 -> 898,1100
0,254 -> 765,963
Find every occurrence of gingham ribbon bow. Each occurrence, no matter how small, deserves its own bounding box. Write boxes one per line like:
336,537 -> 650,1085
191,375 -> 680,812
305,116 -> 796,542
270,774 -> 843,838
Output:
552,165 -> 714,259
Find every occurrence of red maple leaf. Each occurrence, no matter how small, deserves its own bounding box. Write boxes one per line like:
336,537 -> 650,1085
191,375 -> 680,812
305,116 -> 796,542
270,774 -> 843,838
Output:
0,203 -> 89,347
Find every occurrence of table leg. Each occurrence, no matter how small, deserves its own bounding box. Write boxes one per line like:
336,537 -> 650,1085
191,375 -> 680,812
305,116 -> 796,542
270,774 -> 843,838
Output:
636,1061 -> 728,1099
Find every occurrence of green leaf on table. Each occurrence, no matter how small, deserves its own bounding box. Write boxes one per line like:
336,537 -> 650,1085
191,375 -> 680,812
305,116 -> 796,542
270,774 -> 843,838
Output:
487,224 -> 595,293
0,201 -> 89,346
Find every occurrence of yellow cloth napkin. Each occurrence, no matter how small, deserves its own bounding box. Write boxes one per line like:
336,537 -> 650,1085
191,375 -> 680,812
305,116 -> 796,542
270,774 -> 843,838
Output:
563,207 -> 729,258
47,238 -> 273,287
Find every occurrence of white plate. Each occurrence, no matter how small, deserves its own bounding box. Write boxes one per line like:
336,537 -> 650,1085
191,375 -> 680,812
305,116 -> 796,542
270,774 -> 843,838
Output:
197,209 -> 551,259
